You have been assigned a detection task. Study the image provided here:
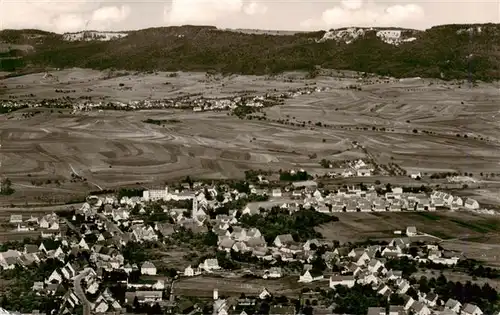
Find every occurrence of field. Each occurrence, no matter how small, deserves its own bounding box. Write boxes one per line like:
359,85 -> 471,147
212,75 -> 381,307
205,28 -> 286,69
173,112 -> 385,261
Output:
173,275 -> 321,298
0,70 -> 499,206
317,211 -> 500,266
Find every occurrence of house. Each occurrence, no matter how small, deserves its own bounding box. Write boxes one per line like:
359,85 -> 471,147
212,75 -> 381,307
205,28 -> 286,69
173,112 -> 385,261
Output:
367,307 -> 386,315
39,213 -> 59,230
357,169 -> 372,177
303,239 -> 321,251
464,198 -> 480,210
9,215 -> 22,224
61,262 -> 77,280
377,284 -> 392,297
273,234 -> 296,248
218,237 -> 235,252
232,242 -> 249,253
386,270 -> 403,280
94,301 -> 109,313
45,270 -> 63,284
389,306 -> 406,315
354,252 -> 372,266
358,272 -> 379,286
184,265 -> 201,277
78,238 -> 89,250
329,275 -> 355,288
134,291 -> 163,303
444,299 -> 462,313
422,292 -> 438,307
259,288 -> 271,299
410,172 -> 422,179
406,226 -> 417,236
140,261 -> 157,275
402,295 -> 415,310
396,278 -> 410,294
263,267 -> 282,279
199,258 -> 220,272
298,269 -> 323,283
271,189 -> 282,198
410,302 -> 431,315
32,281 -> 44,292
461,304 -> 483,315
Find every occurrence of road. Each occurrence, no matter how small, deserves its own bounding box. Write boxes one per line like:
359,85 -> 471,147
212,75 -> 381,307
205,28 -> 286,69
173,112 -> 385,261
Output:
74,268 -> 92,315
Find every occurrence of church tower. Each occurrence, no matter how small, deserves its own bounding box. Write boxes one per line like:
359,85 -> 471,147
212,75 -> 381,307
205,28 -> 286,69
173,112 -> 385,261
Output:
192,195 -> 198,218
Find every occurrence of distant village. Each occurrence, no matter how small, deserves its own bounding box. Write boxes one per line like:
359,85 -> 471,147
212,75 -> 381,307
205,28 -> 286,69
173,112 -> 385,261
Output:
0,167 -> 496,315
0,83 -> 328,114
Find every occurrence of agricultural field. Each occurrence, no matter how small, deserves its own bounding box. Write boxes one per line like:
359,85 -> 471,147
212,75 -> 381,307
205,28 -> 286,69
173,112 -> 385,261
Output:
317,211 -> 500,267
0,70 -> 499,206
174,275 -> 321,298
317,211 -> 500,243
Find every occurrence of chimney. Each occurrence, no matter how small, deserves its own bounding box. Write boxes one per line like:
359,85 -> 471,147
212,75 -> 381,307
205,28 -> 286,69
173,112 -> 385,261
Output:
213,288 -> 218,300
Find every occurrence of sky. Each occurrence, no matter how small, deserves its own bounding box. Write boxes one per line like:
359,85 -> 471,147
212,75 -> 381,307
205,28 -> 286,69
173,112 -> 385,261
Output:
0,0 -> 498,33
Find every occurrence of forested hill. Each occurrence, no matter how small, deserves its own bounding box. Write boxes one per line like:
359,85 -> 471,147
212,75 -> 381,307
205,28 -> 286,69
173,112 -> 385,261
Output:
0,23 -> 499,81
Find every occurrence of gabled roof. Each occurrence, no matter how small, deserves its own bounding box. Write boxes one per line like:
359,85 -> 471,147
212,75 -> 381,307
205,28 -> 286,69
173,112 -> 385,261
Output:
445,298 -> 461,309
141,261 -> 156,269
463,303 -> 481,314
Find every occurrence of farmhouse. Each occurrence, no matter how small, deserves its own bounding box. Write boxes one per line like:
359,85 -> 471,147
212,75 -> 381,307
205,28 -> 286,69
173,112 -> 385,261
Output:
406,226 -> 417,236
298,269 -> 324,283
329,275 -> 355,288
444,299 -> 462,313
464,198 -> 480,210
140,261 -> 157,275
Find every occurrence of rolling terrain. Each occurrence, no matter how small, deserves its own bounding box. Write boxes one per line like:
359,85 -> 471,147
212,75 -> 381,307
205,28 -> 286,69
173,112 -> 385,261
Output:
0,23 -> 500,80
0,70 -> 499,205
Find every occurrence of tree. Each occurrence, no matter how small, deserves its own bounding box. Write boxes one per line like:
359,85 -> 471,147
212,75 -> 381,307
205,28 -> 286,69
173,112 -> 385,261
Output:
0,178 -> 14,195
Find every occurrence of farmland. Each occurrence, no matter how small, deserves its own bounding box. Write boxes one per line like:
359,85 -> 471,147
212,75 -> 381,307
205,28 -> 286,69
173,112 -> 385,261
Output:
1,69 -> 499,206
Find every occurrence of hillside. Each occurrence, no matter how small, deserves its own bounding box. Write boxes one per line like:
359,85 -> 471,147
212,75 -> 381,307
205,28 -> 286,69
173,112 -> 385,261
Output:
0,24 -> 499,80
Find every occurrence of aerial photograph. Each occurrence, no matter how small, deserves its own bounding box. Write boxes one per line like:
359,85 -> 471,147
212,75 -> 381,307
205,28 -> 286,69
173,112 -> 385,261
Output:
0,0 -> 499,314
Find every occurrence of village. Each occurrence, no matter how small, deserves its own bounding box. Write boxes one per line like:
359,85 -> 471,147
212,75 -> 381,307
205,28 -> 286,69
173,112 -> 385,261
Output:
0,80 -> 329,114
0,167 -> 497,315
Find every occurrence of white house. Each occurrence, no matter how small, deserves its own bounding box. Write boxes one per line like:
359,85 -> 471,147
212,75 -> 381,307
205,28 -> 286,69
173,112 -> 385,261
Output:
298,270 -> 324,283
199,258 -> 220,272
357,169 -> 372,177
444,299 -> 462,313
140,261 -> 157,275
273,234 -> 295,248
61,262 -> 77,280
406,226 -> 418,236
410,172 -> 422,179
184,265 -> 201,277
271,189 -> 282,198
464,198 -> 480,210
78,238 -> 89,250
259,288 -> 271,300
45,270 -> 63,284
263,267 -> 282,279
329,275 -> 355,288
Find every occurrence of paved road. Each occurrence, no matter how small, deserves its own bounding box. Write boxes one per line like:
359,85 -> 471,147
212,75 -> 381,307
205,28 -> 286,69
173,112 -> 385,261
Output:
74,269 -> 92,315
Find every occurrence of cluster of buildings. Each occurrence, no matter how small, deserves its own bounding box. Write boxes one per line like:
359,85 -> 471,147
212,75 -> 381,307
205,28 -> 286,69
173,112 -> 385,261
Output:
0,83 -> 327,115
8,212 -> 61,237
0,175 -> 489,315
